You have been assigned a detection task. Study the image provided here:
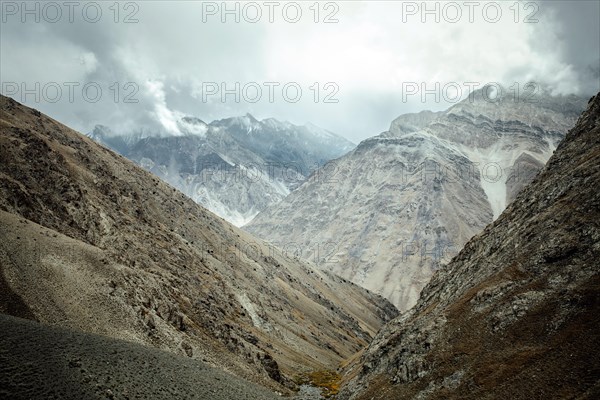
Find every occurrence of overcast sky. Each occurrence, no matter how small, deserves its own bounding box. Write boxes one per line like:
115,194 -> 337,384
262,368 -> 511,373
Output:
1,0 -> 599,142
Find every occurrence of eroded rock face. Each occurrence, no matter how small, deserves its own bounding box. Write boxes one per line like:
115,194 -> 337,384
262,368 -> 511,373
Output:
246,87 -> 585,311
0,95 -> 396,394
338,93 -> 600,399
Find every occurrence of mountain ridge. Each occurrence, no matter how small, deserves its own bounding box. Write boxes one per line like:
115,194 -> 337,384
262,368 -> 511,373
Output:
89,114 -> 354,226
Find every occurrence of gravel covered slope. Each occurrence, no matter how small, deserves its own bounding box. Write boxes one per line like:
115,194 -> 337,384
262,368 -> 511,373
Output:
0,313 -> 281,400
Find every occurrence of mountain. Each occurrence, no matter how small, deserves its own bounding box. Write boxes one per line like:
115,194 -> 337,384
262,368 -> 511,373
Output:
0,95 -> 396,394
338,93 -> 600,399
245,86 -> 586,310
389,110 -> 444,134
89,114 -> 354,226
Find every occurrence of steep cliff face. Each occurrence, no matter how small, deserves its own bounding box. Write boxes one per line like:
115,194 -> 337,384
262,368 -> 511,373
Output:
338,93 -> 600,399
246,87 -> 586,311
0,95 -> 396,394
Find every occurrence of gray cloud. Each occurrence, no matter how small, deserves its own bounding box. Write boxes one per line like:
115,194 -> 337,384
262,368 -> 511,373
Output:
1,0 -> 598,142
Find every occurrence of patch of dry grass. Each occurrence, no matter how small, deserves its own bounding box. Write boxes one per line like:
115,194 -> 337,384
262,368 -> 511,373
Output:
307,370 -> 342,398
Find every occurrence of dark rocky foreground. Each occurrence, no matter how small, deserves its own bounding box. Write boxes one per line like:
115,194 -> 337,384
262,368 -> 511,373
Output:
0,313 -> 282,400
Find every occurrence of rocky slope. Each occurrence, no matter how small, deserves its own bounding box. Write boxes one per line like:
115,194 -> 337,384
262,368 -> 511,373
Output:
0,95 -> 396,394
89,114 -> 354,226
246,87 -> 586,310
338,92 -> 600,399
388,110 -> 444,135
0,314 -> 281,400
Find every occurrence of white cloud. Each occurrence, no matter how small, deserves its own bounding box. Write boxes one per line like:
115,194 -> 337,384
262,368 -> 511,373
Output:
146,79 -> 183,135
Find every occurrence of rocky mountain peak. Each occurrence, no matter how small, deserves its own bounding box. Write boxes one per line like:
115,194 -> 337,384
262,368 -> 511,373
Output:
388,110 -> 444,136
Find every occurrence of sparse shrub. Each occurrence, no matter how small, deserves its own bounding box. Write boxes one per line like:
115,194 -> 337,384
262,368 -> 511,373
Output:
306,370 -> 341,398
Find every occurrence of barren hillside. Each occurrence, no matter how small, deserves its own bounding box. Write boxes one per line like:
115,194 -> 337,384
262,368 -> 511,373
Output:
0,94 -> 397,394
